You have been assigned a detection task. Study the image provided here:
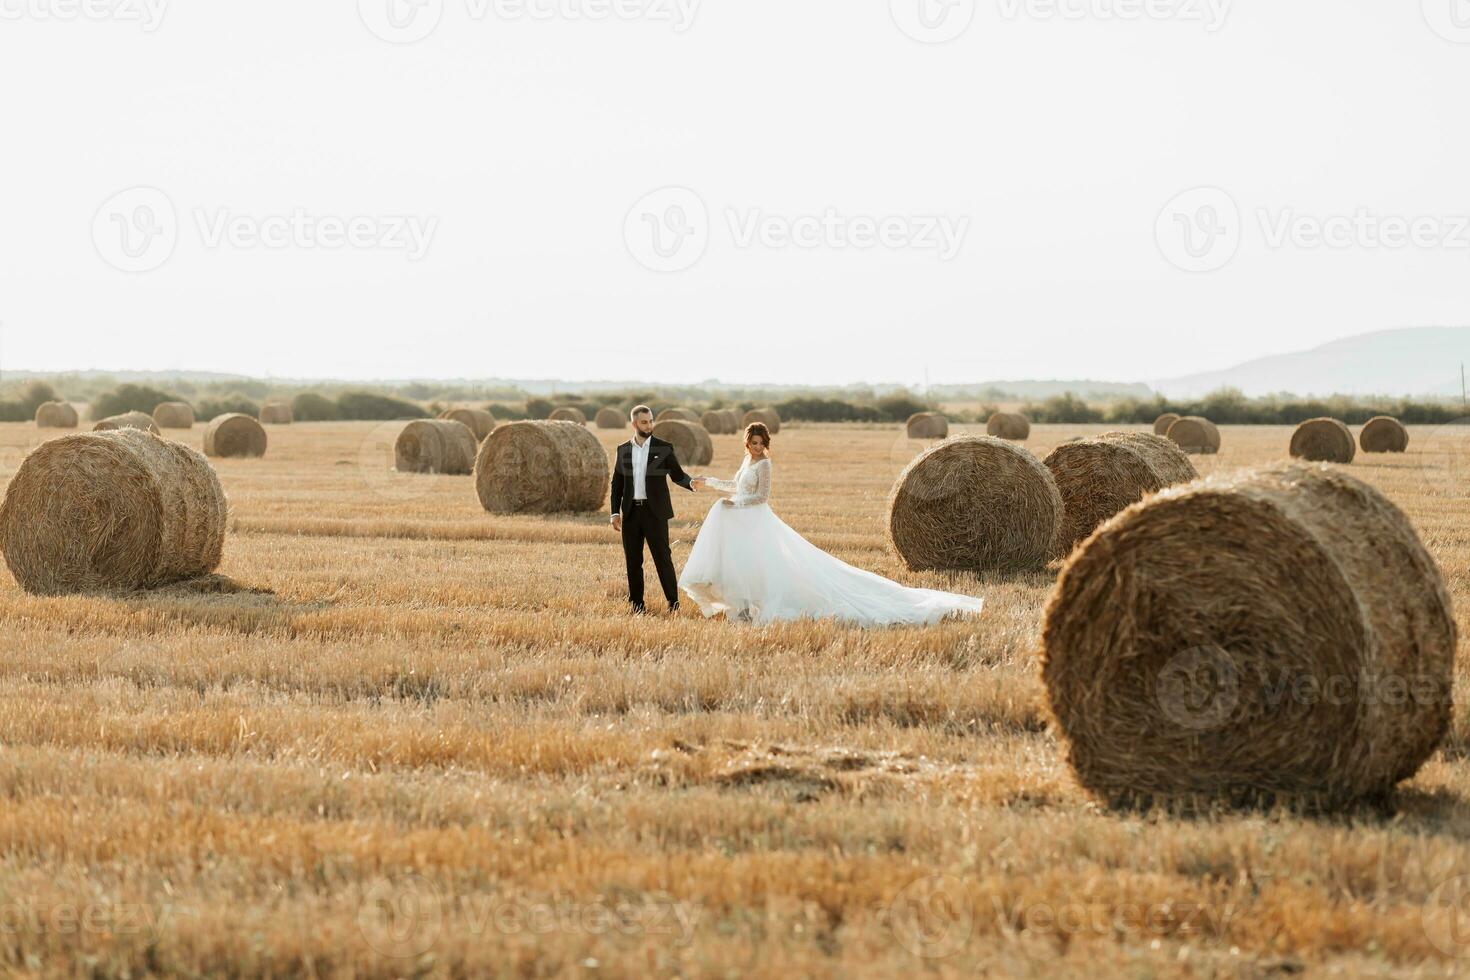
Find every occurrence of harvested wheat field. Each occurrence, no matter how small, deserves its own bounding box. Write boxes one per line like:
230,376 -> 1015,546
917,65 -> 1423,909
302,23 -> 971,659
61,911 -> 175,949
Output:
0,420 -> 1469,977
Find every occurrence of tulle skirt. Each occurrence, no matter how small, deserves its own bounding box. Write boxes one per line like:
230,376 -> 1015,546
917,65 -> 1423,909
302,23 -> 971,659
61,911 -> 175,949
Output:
678,501 -> 984,627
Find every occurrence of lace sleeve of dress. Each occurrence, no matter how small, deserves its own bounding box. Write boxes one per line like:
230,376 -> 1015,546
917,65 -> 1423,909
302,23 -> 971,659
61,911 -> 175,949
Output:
703,473 -> 739,493
732,459 -> 771,507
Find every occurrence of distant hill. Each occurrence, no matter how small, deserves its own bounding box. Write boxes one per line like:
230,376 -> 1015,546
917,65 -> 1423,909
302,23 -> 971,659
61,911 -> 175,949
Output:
1153,327 -> 1470,399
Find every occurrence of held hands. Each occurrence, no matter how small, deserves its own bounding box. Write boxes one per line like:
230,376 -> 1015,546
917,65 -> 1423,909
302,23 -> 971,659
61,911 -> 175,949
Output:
691,477 -> 707,490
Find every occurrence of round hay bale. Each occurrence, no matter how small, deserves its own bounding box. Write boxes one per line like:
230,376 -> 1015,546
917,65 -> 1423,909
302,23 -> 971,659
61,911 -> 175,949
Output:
742,408 -> 781,435
1043,432 -> 1199,556
595,407 -> 625,430
1165,416 -> 1220,455
886,435 -> 1062,573
0,428 -> 228,595
394,419 -> 477,475
34,402 -> 78,429
259,403 -> 293,425
1096,431 -> 1200,483
1290,418 -> 1355,464
152,402 -> 195,429
548,407 -> 586,425
474,420 -> 609,514
655,408 -> 699,424
699,411 -> 727,435
1041,464 -> 1455,810
439,409 -> 495,442
93,411 -> 160,435
652,419 -> 714,466
203,413 -> 267,459
1153,413 -> 1181,436
986,412 -> 1031,441
906,412 -> 950,440
723,410 -> 742,432
1360,416 -> 1409,454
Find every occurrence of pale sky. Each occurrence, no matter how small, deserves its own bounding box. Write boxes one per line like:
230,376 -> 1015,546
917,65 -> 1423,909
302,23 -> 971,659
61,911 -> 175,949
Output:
1,0 -> 1467,388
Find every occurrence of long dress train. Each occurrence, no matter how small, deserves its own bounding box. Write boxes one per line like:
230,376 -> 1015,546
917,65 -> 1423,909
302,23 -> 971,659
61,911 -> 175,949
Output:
678,454 -> 984,626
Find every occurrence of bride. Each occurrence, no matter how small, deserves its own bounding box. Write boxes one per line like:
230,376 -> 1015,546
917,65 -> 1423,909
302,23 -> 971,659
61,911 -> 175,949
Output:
679,422 -> 984,626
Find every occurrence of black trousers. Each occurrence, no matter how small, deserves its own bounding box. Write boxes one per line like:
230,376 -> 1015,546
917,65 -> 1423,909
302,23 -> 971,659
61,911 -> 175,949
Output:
621,503 -> 679,609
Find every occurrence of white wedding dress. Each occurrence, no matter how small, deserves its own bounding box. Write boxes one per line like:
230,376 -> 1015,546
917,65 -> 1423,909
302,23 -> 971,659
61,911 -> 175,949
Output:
679,454 -> 984,626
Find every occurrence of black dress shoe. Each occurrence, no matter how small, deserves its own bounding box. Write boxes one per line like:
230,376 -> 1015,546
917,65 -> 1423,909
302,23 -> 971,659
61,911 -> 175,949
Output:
631,604 -> 647,615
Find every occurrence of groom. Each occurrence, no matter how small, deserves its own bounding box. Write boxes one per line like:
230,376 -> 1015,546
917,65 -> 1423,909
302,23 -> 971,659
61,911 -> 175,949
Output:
610,405 -> 705,614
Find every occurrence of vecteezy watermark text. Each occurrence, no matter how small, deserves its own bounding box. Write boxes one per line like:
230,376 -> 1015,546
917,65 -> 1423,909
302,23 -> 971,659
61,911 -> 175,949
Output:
726,209 -> 969,260
357,875 -> 702,959
889,0 -> 1229,44
1157,186 -> 1470,273
0,899 -> 174,936
996,0 -> 1230,31
1257,209 -> 1470,252
193,209 -> 437,260
1156,645 -> 1450,732
878,874 -> 1237,959
0,0 -> 168,30
93,186 -> 437,273
625,187 -> 970,273
358,0 -> 700,43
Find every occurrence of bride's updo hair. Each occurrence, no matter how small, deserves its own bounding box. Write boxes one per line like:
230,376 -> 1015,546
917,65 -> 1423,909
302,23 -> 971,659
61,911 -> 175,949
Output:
744,421 -> 772,450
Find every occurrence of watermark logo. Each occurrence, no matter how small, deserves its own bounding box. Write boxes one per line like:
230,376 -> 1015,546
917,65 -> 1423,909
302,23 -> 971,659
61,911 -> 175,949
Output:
1424,874 -> 1470,958
1155,186 -> 1240,273
358,0 -> 444,43
358,874 -> 443,959
356,421 -> 451,502
1157,646 -> 1239,731
886,426 -> 956,496
625,187 -> 710,273
1413,418 -> 1470,501
0,0 -> 169,31
1423,0 -> 1470,43
92,186 -> 178,274
890,0 -> 976,43
92,186 -> 438,273
0,430 -> 45,479
884,875 -> 974,959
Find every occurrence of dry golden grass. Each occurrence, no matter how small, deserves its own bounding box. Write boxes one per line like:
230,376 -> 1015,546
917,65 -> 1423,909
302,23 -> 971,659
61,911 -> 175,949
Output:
0,420 -> 1468,978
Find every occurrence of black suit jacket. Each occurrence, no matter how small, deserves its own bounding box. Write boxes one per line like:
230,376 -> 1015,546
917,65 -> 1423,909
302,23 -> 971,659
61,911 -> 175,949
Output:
611,436 -> 694,521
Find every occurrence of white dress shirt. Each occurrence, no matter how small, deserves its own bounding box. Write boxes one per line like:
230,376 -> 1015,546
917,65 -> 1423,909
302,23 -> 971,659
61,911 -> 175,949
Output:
630,435 -> 651,501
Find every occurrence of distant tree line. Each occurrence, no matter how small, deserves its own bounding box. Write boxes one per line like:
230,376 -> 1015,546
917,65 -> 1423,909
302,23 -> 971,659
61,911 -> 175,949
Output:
8,379 -> 1470,428
1020,389 -> 1470,426
0,382 -> 432,423
0,382 -> 61,422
